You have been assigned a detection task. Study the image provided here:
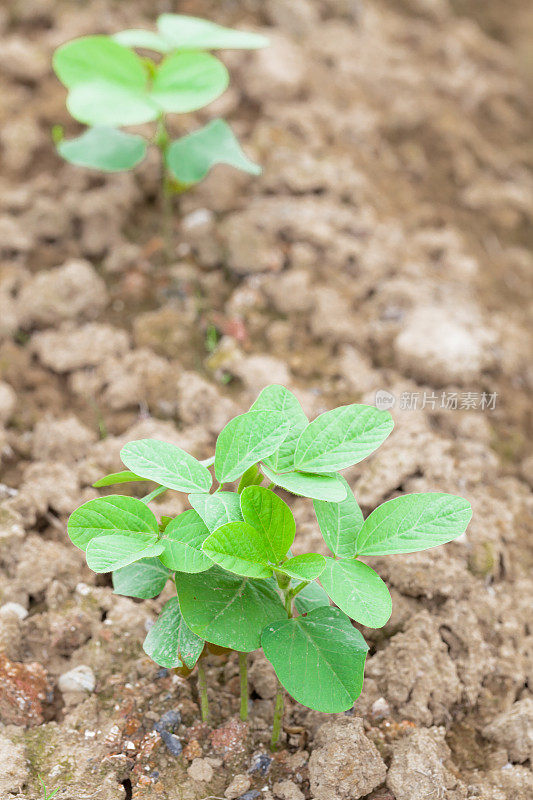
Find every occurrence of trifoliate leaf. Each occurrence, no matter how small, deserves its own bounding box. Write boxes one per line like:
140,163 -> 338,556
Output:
277,553 -> 326,581
188,491 -> 243,532
251,385 -> 308,472
313,476 -> 363,558
320,558 -> 392,628
240,485 -> 295,563
260,463 -> 347,502
121,439 -> 212,493
160,510 -> 212,573
68,495 -> 159,551
112,557 -> 170,598
202,521 -> 274,579
215,411 -> 290,483
85,533 -> 163,573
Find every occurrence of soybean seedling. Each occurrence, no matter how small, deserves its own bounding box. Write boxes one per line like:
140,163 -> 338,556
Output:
52,14 -> 267,259
67,385 -> 472,748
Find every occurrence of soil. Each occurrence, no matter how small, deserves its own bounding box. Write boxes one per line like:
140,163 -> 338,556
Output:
0,1 -> 532,799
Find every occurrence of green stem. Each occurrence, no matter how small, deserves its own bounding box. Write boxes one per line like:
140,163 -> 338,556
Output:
238,652 -> 248,721
270,679 -> 285,750
197,660 -> 210,724
140,485 -> 167,504
156,117 -> 174,264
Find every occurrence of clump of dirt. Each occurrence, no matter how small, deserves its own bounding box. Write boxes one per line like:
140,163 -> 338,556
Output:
0,0 -> 531,798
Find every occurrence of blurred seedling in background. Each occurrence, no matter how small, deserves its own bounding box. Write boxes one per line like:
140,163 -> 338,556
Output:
52,15 -> 267,260
67,385 -> 472,749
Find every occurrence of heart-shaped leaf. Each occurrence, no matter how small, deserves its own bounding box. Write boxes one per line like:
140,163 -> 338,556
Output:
68,495 -> 159,551
313,476 -> 363,558
166,119 -> 260,185
112,557 -> 170,598
143,596 -> 204,669
86,533 -> 164,573
215,411 -> 290,484
294,581 -> 330,615
202,521 -> 274,578
261,607 -> 369,712
277,553 -> 326,581
53,35 -> 147,90
320,558 -> 392,628
176,567 -> 286,651
160,510 -> 212,573
240,485 -> 295,563
260,464 -> 347,502
58,127 -> 147,172
151,52 -> 228,114
188,491 -> 243,532
121,439 -> 212,493
294,405 -> 394,473
157,14 -> 269,50
251,385 -> 308,472
356,493 -> 473,556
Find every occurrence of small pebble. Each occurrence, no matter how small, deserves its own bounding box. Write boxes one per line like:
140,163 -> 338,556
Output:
58,665 -> 95,693
225,774 -> 251,799
248,752 -> 272,775
0,602 -> 28,620
188,758 -> 214,782
154,709 -> 181,732
160,730 -> 182,757
240,792 -> 261,800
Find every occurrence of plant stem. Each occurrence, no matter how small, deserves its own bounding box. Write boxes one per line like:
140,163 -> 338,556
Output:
270,679 -> 285,750
238,651 -> 248,721
140,485 -> 167,504
197,660 -> 210,723
156,116 -> 173,264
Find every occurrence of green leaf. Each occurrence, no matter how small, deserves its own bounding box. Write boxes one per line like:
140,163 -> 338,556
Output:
176,566 -> 286,651
261,607 -> 369,712
53,35 -> 148,90
58,127 -> 147,172
93,470 -> 149,488
151,52 -> 228,114
68,495 -> 159,551
67,81 -> 158,127
320,558 -> 392,628
157,14 -> 269,50
166,119 -> 261,185
313,476 -> 363,558
237,464 -> 261,493
113,29 -> 173,53
202,521 -> 274,579
215,411 -> 290,484
240,485 -> 295,563
160,510 -> 212,573
277,553 -> 326,581
143,597 -> 204,669
188,491 -> 243,532
250,385 -> 308,472
85,533 -> 164,573
112,557 -> 170,598
294,405 -> 394,473
121,439 -> 212,493
53,36 -> 158,127
260,463 -> 348,502
356,492 -> 473,556
294,581 -> 330,615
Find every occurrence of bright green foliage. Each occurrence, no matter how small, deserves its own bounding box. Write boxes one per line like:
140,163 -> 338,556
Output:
67,383 -> 472,717
159,510 -> 212,573
262,608 -> 369,713
166,119 -> 262,185
320,558 -> 392,628
92,470 -> 148,487
143,596 -> 204,669
113,557 -> 170,598
176,567 -> 286,651
294,404 -> 394,473
355,492 -> 472,555
313,476 -> 363,558
58,127 -> 147,171
53,15 -> 265,197
121,439 -> 212,493
214,411 -> 290,483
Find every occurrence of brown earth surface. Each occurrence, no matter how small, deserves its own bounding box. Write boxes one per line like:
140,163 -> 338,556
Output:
0,0 -> 532,798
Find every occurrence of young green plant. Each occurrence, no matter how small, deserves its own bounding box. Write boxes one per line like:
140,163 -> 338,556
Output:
67,385 -> 472,747
52,14 -> 267,259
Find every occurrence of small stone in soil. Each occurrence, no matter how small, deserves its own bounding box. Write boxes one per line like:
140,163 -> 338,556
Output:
239,792 -> 261,800
160,730 -> 182,756
156,668 -> 169,679
249,752 -> 273,775
154,708 -> 181,733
